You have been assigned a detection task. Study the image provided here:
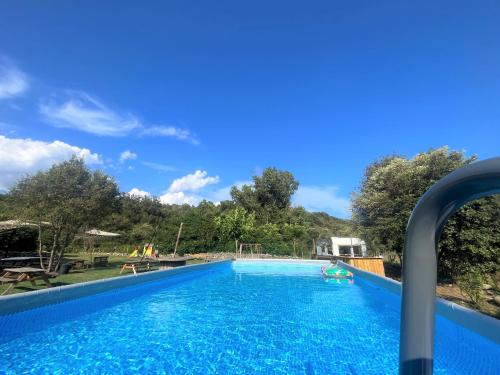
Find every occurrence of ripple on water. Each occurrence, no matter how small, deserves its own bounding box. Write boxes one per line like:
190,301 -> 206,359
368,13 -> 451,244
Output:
0,262 -> 498,374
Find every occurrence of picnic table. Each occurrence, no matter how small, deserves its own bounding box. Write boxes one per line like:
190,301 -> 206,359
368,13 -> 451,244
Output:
92,256 -> 109,268
65,258 -> 86,269
0,257 -> 41,268
0,267 -> 54,295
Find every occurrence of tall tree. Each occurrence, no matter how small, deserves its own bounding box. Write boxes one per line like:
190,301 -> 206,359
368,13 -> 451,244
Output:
352,147 -> 500,280
10,157 -> 119,271
283,223 -> 307,257
231,167 -> 299,223
214,207 -> 255,252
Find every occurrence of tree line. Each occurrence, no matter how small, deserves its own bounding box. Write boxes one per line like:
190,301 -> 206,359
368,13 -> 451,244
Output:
352,147 -> 499,304
0,147 -> 498,294
0,158 -> 350,271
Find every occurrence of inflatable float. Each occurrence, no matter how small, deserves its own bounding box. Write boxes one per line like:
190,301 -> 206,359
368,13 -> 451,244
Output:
321,265 -> 353,279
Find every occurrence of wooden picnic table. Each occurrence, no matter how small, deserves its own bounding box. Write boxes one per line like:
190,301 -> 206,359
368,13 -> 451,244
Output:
65,258 -> 86,269
0,257 -> 41,268
1,257 -> 39,261
0,267 -> 54,295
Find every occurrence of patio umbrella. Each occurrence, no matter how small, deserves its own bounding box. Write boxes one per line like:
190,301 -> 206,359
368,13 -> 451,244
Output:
83,229 -> 121,262
84,229 -> 121,237
0,220 -> 51,231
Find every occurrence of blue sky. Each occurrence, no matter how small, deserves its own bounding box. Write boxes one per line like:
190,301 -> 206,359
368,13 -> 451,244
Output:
0,1 -> 499,218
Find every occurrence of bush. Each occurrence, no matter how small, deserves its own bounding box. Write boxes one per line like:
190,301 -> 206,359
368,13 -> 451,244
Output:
456,268 -> 488,309
0,227 -> 37,254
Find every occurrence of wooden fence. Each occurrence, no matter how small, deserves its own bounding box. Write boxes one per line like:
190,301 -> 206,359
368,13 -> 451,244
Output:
335,256 -> 386,276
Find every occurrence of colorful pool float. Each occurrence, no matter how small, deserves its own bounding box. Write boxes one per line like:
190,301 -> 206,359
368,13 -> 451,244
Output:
321,265 -> 353,279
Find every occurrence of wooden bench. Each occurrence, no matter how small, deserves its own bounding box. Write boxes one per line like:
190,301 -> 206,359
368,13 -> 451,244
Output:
92,256 -> 109,268
70,259 -> 86,269
0,267 -> 54,295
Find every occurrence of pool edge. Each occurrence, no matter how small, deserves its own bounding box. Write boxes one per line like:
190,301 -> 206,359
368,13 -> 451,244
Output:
338,260 -> 500,345
0,259 -> 231,315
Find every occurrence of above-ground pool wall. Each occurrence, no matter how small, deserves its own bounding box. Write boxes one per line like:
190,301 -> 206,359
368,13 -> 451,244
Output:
234,259 -> 331,265
0,260 -> 231,316
338,261 -> 500,345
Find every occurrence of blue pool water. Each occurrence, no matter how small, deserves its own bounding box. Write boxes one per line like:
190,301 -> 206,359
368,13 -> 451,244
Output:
0,261 -> 498,374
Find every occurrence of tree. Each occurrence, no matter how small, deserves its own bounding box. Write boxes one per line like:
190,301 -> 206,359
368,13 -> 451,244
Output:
1,159 -> 352,260
230,185 -> 260,213
214,207 -> 255,252
10,157 -> 120,271
252,223 -> 282,254
176,200 -> 219,253
283,223 -> 307,257
352,147 -> 500,280
352,148 -> 474,258
438,196 -> 500,280
231,167 -> 299,223
456,267 -> 489,309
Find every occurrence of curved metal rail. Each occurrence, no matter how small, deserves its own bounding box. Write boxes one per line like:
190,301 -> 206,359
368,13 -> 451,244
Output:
399,157 -> 500,374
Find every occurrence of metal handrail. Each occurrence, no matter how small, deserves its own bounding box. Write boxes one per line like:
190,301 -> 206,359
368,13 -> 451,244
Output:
399,157 -> 500,374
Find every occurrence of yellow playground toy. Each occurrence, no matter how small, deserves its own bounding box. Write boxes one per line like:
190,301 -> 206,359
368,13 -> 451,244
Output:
129,243 -> 156,258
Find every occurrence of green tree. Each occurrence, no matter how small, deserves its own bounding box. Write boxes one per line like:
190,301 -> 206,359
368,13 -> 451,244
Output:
352,148 -> 474,259
252,223 -> 282,253
352,147 -> 500,280
230,185 -> 260,213
456,267 -> 489,309
439,196 -> 500,280
214,207 -> 255,252
231,167 -> 299,223
283,223 -> 307,257
1,160 -> 356,260
10,157 -> 120,271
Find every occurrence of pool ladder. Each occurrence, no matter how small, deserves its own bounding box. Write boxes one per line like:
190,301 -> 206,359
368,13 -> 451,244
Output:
399,157 -> 500,374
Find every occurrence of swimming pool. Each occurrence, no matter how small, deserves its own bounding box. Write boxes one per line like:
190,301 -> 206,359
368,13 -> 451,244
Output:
0,260 -> 498,374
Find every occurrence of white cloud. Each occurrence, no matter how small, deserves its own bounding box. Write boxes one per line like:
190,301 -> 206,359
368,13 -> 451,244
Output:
119,150 -> 138,163
205,186 -> 232,203
141,161 -> 176,172
141,126 -> 199,145
127,188 -> 151,199
146,170 -> 221,206
38,91 -> 199,144
293,186 -> 350,218
200,180 -> 251,204
0,135 -> 101,192
159,191 -> 198,205
168,170 -> 219,193
39,91 -> 141,136
0,59 -> 29,99
131,171 -> 225,207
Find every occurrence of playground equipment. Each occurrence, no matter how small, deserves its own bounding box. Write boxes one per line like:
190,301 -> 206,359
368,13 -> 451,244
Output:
237,243 -> 262,258
128,243 -> 155,258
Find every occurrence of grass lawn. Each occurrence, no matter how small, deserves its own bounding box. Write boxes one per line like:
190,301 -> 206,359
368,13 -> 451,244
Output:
0,254 -> 204,295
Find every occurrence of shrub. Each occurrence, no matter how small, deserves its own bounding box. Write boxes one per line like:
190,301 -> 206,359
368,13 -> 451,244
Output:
456,268 -> 488,309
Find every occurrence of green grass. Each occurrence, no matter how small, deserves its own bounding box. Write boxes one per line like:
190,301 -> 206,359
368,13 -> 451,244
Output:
0,254 -> 205,295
